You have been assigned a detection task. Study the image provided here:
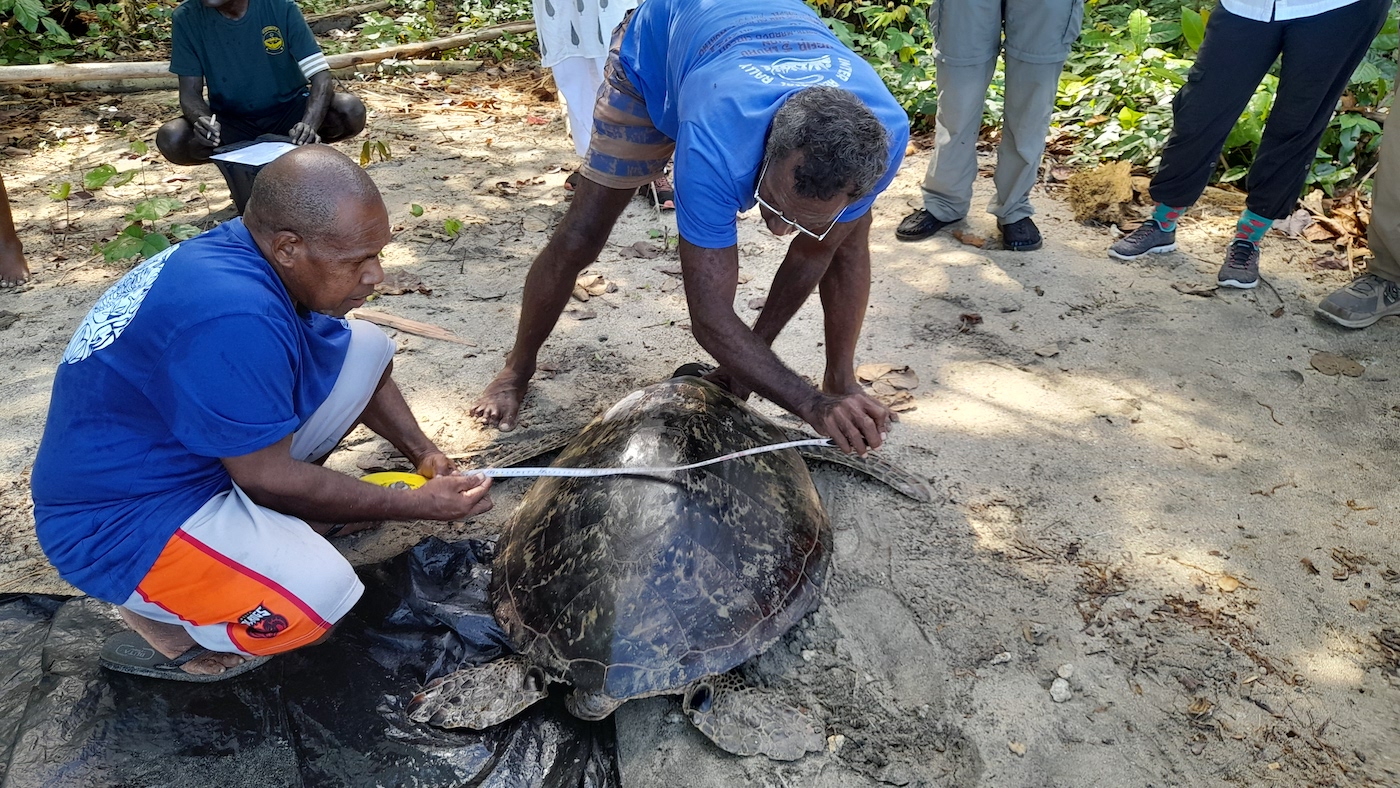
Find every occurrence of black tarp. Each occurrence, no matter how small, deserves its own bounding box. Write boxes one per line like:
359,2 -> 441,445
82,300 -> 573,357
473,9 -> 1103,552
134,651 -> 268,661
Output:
0,538 -> 620,788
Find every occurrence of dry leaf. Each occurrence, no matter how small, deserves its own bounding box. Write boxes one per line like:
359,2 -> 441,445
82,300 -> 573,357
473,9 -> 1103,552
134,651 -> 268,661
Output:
0,311 -> 18,331
620,241 -> 662,259
1310,254 -> 1350,271
1217,575 -> 1241,593
1034,346 -> 1060,358
571,285 -> 590,302
1300,558 -> 1320,575
374,271 -> 429,296
959,312 -> 983,332
566,305 -> 597,320
536,362 -> 561,379
952,230 -> 986,248
524,115 -> 548,125
882,368 -> 919,390
1303,223 -> 1338,243
579,274 -> 612,296
1350,598 -> 1370,612
1275,209 -> 1313,238
856,363 -> 899,383
1310,352 -> 1365,377
1050,166 -> 1074,182
1186,697 -> 1214,719
351,310 -> 476,345
1172,282 -> 1218,297
747,296 -> 767,310
655,263 -> 683,277
1166,437 -> 1188,450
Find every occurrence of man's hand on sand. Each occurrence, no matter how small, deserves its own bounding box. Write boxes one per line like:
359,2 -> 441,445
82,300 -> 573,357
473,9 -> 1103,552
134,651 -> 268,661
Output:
414,450 -> 457,479
195,115 -> 220,147
288,122 -> 321,145
803,391 -> 893,456
416,473 -> 493,520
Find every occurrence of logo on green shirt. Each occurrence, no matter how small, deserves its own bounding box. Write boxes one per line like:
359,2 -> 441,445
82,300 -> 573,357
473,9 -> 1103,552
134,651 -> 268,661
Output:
262,25 -> 285,54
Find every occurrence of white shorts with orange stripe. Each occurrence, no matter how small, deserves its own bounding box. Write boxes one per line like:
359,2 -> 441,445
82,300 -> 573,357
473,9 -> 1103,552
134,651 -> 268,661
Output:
119,319 -> 395,657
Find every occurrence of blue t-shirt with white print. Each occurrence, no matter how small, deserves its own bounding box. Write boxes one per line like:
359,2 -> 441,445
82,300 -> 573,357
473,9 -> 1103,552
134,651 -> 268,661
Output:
618,0 -> 909,249
30,219 -> 350,603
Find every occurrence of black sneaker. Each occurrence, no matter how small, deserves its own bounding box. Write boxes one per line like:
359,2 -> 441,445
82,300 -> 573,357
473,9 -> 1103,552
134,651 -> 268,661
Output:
1000,217 -> 1042,252
1108,219 -> 1176,260
1315,273 -> 1400,329
896,209 -> 960,241
1217,240 -> 1260,289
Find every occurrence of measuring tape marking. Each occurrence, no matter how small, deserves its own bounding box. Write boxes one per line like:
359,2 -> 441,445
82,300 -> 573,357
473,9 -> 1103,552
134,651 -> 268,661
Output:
474,437 -> 833,479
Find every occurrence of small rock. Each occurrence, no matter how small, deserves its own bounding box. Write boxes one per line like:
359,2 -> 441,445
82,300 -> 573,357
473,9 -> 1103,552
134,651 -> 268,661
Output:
1008,741 -> 1027,756
801,649 -> 817,662
1035,345 -> 1060,358
1056,663 -> 1074,679
827,734 -> 846,753
989,651 -> 1013,666
1050,677 -> 1072,703
664,711 -> 683,724
1190,741 -> 1206,756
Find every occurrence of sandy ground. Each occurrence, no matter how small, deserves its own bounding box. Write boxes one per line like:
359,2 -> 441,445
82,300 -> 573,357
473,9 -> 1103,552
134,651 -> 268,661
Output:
2,71 -> 1399,787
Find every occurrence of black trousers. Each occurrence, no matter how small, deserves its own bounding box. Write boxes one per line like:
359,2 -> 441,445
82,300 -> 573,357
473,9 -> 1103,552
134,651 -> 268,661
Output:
1149,0 -> 1390,220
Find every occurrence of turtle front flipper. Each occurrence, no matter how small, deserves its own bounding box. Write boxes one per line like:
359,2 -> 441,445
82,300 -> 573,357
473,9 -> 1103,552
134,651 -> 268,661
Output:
789,428 -> 933,503
407,655 -> 549,730
682,673 -> 825,761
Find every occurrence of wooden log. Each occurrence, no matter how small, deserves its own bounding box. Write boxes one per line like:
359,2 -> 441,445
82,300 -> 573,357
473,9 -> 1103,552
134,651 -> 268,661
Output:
305,1 -> 392,34
0,21 -> 535,86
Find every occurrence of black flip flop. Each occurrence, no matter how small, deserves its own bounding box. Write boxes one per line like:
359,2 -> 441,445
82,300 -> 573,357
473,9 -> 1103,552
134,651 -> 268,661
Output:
99,630 -> 271,683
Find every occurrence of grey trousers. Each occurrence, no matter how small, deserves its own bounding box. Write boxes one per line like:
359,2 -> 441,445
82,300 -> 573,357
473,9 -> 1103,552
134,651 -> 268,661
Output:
1367,93 -> 1400,282
921,0 -> 1084,224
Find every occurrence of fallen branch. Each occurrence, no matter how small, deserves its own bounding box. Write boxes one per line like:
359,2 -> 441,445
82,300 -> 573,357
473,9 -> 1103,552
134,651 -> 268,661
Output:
350,309 -> 478,346
0,21 -> 534,86
306,1 -> 391,34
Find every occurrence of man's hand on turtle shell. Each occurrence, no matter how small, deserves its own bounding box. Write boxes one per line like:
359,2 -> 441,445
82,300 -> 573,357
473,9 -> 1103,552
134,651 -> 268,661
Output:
416,474 -> 493,521
804,392 -> 892,456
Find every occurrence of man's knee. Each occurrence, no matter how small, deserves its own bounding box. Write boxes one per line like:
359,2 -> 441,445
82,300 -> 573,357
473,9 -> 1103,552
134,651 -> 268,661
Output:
322,92 -> 367,142
156,118 -> 209,166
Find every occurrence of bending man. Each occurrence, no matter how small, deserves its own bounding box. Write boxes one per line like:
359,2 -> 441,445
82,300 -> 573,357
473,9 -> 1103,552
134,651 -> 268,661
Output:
471,0 -> 908,455
32,146 -> 491,680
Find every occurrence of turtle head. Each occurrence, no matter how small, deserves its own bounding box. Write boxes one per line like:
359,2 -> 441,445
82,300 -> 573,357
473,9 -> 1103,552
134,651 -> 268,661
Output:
565,688 -> 625,721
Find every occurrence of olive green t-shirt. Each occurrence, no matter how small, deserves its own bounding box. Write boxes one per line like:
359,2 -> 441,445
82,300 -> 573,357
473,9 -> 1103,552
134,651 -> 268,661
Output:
169,0 -> 329,117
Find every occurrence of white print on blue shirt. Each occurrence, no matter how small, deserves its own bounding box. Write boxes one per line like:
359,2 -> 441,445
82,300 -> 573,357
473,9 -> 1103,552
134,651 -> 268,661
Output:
62,245 -> 176,365
739,54 -> 853,89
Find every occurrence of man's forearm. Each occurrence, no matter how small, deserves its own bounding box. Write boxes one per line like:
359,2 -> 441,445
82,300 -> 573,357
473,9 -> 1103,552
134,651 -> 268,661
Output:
680,239 -> 821,419
300,71 -> 334,131
177,76 -> 212,123
748,222 -> 853,345
237,446 -> 436,523
359,375 -> 443,467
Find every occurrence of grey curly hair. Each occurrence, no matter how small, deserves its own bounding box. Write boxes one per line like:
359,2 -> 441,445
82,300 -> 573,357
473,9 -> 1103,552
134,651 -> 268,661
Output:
764,87 -> 889,202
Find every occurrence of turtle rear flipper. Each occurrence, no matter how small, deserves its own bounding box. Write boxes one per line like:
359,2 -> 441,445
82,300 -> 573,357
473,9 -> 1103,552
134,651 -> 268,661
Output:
682,673 -> 824,761
407,655 -> 549,730
789,428 -> 932,502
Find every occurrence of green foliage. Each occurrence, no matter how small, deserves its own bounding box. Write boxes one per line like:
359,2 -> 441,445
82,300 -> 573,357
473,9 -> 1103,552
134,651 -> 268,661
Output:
809,0 -> 936,122
49,182 -> 72,202
359,139 -> 393,167
442,217 -> 463,237
410,203 -> 425,217
100,196 -> 191,263
0,1 -> 176,65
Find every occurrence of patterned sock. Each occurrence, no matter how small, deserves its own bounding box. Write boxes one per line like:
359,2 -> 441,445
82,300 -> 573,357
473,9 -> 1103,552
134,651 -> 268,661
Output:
1152,203 -> 1187,232
1234,209 -> 1273,245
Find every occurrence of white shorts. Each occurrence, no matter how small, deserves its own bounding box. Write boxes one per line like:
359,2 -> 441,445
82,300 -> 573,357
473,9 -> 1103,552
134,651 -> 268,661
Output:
119,320 -> 395,656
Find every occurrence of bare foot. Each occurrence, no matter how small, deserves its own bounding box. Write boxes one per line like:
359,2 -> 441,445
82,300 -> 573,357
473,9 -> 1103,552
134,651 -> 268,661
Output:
470,366 -> 532,431
117,608 -> 248,676
0,240 -> 28,288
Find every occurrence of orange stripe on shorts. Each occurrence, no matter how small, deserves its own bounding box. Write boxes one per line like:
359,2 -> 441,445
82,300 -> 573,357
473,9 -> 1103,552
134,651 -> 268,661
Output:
135,529 -> 332,656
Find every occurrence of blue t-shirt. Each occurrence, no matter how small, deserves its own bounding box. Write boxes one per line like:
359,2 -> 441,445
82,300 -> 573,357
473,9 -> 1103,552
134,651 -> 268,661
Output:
619,0 -> 909,249
30,219 -> 351,603
169,0 -> 326,117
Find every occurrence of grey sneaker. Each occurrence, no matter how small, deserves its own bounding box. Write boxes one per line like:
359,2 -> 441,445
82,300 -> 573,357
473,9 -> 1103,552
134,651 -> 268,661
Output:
1108,220 -> 1176,260
1315,273 -> 1400,328
1217,240 -> 1259,289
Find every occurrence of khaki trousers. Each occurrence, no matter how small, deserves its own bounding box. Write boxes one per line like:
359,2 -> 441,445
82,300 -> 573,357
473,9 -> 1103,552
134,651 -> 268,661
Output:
1368,108 -> 1400,282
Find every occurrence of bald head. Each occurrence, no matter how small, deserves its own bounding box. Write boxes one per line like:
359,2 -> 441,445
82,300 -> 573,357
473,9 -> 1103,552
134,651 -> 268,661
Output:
244,145 -> 383,243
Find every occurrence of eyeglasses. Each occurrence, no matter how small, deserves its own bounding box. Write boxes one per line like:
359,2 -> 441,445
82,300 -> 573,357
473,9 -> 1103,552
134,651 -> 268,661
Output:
753,159 -> 845,241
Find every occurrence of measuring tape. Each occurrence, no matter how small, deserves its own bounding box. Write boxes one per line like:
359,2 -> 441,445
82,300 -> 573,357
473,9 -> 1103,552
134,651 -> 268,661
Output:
363,438 -> 833,487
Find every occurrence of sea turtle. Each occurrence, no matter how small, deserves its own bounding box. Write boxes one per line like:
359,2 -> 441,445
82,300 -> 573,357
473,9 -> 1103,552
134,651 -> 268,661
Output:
407,376 -> 929,760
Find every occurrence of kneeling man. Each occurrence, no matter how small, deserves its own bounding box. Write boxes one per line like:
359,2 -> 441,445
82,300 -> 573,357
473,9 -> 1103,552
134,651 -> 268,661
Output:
157,0 -> 365,165
31,146 -> 490,680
